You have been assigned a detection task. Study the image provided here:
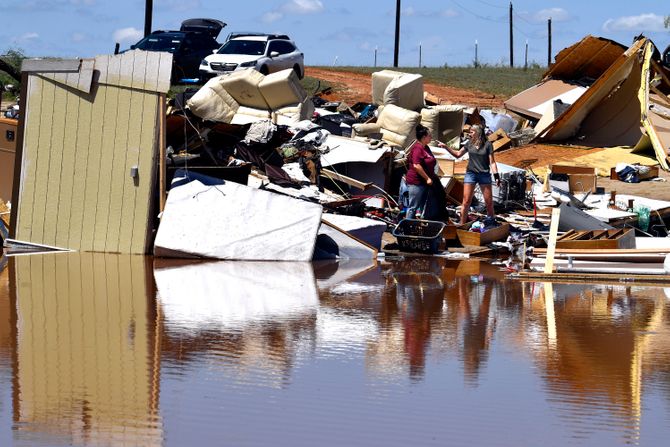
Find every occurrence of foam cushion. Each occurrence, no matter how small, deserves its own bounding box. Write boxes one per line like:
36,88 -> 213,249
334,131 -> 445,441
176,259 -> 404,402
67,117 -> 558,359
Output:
219,69 -> 269,110
230,106 -> 272,125
259,69 -> 306,109
187,76 -> 239,123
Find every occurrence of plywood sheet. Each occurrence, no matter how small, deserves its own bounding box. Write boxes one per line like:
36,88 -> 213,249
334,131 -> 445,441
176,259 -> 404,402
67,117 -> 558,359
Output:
545,35 -> 627,81
504,79 -> 586,120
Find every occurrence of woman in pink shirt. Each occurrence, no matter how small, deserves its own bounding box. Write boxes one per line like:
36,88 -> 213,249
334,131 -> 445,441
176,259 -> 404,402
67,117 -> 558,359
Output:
405,125 -> 438,219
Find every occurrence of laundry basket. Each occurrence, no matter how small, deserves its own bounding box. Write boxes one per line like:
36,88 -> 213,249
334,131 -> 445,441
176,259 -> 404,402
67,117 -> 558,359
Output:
391,219 -> 446,253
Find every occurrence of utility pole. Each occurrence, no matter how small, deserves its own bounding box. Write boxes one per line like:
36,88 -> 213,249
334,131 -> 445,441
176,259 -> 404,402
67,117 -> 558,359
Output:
475,39 -> 478,67
144,0 -> 153,37
547,18 -> 552,67
374,46 -> 378,67
509,2 -> 514,67
524,39 -> 528,70
418,42 -> 422,68
394,0 -> 401,67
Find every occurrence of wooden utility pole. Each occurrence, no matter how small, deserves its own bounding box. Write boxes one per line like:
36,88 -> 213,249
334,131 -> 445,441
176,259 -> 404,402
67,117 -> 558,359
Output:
524,40 -> 528,70
509,2 -> 514,67
394,0 -> 401,67
475,39 -> 478,67
418,42 -> 422,67
547,18 -> 552,66
144,0 -> 153,37
374,46 -> 378,67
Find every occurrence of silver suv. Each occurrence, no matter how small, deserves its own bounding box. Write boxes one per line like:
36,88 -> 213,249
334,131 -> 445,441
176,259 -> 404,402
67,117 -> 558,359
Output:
199,33 -> 304,80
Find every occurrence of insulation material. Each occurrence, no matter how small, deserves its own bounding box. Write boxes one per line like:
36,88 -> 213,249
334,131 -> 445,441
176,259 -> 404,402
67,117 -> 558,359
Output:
14,50 -> 172,254
154,260 -> 318,333
154,179 -> 322,261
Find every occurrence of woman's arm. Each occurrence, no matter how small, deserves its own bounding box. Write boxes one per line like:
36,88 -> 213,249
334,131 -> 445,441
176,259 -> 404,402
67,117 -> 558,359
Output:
413,163 -> 433,185
489,153 -> 501,187
439,142 -> 467,159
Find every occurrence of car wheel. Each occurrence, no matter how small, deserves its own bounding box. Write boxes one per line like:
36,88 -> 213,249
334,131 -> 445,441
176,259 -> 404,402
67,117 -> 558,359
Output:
260,65 -> 269,75
293,64 -> 303,79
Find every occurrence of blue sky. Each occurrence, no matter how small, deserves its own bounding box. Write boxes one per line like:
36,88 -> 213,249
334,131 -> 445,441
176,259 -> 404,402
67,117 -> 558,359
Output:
1,0 -> 669,67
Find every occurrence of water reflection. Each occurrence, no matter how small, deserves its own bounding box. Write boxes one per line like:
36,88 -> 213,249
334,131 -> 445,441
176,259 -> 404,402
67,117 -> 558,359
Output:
9,253 -> 162,446
0,253 -> 669,445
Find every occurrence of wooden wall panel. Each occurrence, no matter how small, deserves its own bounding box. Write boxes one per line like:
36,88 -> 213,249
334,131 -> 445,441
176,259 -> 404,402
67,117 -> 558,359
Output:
14,50 -> 170,254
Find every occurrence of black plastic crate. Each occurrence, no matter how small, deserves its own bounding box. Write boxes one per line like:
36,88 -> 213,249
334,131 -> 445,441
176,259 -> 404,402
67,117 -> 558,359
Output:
391,219 -> 446,254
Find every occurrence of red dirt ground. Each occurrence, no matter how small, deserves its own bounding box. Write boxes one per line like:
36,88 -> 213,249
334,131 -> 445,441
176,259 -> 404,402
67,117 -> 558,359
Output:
305,67 -> 504,108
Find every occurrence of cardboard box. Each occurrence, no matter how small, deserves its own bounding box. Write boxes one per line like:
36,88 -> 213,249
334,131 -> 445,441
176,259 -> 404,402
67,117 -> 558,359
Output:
456,222 -> 510,246
549,164 -> 596,194
609,165 -> 659,180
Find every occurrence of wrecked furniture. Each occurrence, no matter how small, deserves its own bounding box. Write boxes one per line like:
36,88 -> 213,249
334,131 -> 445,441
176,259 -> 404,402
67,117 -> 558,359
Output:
420,105 -> 464,148
351,104 -> 421,149
187,68 -> 313,125
456,222 -> 510,247
11,50 -> 172,254
371,70 -> 425,112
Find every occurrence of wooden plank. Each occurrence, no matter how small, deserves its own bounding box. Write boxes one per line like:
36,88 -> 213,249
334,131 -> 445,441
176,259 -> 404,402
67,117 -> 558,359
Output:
650,84 -> 670,108
511,271 -> 670,285
321,168 -> 372,190
80,80 -> 109,250
28,76 -> 56,244
42,77 -> 68,246
534,247 -> 670,255
9,73 -> 30,239
92,59 -> 122,252
21,58 -> 80,72
544,208 -> 561,274
129,93 -> 159,254
159,94 -> 167,213
651,59 -> 670,89
54,71 -> 82,249
67,81 -> 93,249
118,87 -> 146,254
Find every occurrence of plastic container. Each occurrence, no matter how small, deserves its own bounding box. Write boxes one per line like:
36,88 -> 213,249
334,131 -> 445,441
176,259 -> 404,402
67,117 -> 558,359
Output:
391,219 -> 446,254
635,204 -> 651,232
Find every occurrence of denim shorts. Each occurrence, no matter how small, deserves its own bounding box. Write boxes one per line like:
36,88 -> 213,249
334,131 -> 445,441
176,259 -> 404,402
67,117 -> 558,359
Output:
464,171 -> 492,185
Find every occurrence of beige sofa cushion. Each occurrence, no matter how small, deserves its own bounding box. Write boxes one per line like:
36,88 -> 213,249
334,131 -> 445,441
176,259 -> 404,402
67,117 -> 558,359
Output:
273,97 -> 315,125
219,69 -> 269,110
377,104 -> 421,148
420,105 -> 465,147
230,106 -> 272,125
187,76 -> 239,123
259,69 -> 306,109
383,73 -> 424,111
371,70 -> 405,105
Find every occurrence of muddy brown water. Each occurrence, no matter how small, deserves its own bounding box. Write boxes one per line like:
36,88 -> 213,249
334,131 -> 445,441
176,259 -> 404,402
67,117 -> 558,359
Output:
1,252 -> 670,446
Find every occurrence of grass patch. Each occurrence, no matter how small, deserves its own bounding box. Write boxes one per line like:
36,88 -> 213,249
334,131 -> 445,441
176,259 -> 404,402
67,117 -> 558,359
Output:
300,76 -> 333,95
311,65 -> 545,98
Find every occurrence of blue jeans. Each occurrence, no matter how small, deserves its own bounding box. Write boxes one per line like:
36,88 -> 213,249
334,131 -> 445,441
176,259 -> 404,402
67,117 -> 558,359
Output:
406,184 -> 428,219
464,171 -> 492,185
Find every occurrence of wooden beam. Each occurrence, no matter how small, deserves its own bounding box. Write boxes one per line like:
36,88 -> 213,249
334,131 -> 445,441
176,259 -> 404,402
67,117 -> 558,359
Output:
21,59 -> 81,73
321,169 -> 372,191
158,93 -> 167,213
650,84 -> 670,108
651,59 -> 670,89
543,207 -> 561,274
511,271 -> 670,285
8,72 -> 28,239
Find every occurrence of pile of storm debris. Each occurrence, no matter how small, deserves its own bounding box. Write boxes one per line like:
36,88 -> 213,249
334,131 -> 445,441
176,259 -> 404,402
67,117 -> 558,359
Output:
4,34 -> 670,279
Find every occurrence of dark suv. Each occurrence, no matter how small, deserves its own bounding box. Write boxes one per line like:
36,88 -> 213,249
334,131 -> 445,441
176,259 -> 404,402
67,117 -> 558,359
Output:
130,18 -> 226,82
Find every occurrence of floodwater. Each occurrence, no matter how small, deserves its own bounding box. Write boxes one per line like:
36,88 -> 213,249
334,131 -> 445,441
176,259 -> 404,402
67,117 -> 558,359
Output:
1,253 -> 670,446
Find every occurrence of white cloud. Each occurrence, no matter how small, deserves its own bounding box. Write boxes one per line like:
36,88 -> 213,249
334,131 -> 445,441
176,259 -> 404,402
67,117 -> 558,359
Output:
441,9 -> 458,18
283,0 -> 323,14
532,8 -> 570,22
71,32 -> 86,42
603,13 -> 666,32
403,6 -> 416,16
18,32 -> 39,41
112,27 -> 143,44
262,11 -> 284,23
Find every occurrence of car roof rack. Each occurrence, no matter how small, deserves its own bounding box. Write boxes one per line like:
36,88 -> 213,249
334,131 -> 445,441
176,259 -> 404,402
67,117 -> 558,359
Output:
225,32 -> 290,41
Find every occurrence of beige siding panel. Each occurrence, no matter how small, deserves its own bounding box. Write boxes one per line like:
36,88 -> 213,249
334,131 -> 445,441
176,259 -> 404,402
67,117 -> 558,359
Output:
41,78 -> 68,246
118,51 -> 136,89
39,59 -> 94,94
68,88 -> 94,249
131,51 -> 149,91
13,253 -> 162,444
54,75 -> 81,248
79,82 -> 107,251
118,91 -> 148,254
89,87 -> 120,252
156,52 -> 173,93
16,76 -> 42,239
28,76 -> 57,243
130,94 -> 159,253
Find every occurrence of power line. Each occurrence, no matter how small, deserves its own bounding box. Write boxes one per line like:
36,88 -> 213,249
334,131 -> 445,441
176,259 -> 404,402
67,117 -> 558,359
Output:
451,0 -> 506,23
473,0 -> 507,9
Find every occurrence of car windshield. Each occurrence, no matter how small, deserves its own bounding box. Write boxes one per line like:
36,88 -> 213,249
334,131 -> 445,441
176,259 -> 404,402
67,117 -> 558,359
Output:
216,39 -> 266,56
134,35 -> 183,53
